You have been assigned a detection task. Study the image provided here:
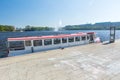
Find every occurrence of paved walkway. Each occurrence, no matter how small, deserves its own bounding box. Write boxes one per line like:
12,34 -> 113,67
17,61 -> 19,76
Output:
0,40 -> 120,80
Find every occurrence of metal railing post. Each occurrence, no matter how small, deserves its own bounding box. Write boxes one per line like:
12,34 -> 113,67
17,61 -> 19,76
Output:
110,26 -> 115,43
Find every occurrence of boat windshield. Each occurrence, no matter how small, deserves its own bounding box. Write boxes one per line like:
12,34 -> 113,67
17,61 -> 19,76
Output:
44,39 -> 52,46
68,37 -> 74,42
54,38 -> 61,44
9,41 -> 25,51
81,36 -> 86,41
75,36 -> 80,41
62,38 -> 67,43
33,40 -> 42,46
25,40 -> 31,46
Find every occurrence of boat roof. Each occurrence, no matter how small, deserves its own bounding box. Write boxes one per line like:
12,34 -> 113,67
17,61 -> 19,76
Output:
8,32 -> 95,41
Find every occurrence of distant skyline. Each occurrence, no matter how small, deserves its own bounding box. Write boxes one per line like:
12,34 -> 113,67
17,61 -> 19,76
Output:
0,0 -> 120,28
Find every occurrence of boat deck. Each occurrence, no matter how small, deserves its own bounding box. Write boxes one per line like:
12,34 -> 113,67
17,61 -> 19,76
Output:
0,40 -> 120,80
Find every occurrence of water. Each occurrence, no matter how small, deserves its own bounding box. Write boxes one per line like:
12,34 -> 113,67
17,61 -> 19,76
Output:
0,30 -> 120,41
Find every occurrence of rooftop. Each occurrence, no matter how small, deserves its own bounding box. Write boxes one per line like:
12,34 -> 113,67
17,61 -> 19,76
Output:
8,32 -> 94,41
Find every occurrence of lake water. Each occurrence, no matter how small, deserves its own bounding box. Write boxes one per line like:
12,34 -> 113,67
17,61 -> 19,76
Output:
0,30 -> 120,41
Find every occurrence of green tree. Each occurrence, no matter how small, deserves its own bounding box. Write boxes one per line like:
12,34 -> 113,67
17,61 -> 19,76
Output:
0,25 -> 15,32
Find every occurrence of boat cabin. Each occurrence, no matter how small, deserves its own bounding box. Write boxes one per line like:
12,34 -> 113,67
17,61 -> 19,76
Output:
7,32 -> 95,56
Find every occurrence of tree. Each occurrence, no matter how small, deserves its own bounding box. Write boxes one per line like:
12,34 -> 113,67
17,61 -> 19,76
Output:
23,25 -> 54,31
0,25 -> 15,32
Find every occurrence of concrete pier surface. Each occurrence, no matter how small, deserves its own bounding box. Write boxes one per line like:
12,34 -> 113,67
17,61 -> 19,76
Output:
0,40 -> 120,80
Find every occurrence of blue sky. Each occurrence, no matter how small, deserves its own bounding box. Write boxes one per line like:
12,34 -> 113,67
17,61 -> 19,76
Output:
0,0 -> 120,28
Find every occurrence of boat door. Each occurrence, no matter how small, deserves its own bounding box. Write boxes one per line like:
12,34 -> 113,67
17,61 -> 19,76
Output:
24,40 -> 33,53
89,34 -> 94,43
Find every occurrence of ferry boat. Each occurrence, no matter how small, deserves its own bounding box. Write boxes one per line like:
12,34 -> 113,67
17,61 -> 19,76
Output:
7,32 -> 97,56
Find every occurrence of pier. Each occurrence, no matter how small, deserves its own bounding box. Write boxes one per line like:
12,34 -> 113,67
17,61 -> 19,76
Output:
0,40 -> 120,80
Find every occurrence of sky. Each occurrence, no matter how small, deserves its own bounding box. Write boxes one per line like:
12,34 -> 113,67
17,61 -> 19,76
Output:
0,0 -> 120,28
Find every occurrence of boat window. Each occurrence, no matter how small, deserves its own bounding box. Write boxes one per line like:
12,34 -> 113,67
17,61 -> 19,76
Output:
62,38 -> 67,43
44,39 -> 52,45
87,36 -> 89,40
54,38 -> 61,44
9,41 -> 25,51
75,36 -> 80,41
25,40 -> 31,46
81,36 -> 86,40
68,37 -> 74,42
33,40 -> 42,46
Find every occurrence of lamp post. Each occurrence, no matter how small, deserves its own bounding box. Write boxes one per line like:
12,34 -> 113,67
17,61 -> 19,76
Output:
110,26 -> 115,43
